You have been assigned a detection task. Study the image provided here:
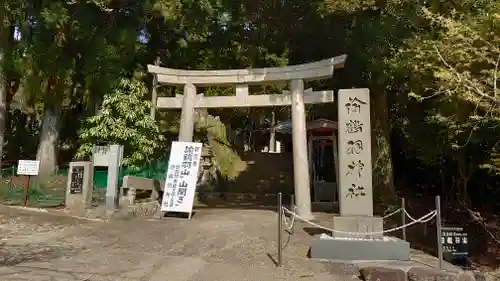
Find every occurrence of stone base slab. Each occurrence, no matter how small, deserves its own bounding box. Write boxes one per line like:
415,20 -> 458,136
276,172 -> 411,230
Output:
310,235 -> 410,261
360,265 -> 478,281
332,216 -> 383,239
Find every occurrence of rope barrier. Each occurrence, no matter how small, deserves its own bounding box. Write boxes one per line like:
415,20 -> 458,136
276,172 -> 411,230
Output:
403,208 -> 436,223
382,208 -> 402,219
282,205 -> 296,231
404,208 -> 419,222
282,207 -> 437,236
411,210 -> 436,223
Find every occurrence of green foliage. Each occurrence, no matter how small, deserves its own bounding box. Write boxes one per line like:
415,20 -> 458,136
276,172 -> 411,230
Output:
76,78 -> 165,169
1,0 -> 500,214
195,111 -> 244,180
389,2 -> 500,174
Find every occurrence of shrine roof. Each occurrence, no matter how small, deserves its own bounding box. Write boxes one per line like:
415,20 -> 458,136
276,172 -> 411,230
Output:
273,118 -> 338,134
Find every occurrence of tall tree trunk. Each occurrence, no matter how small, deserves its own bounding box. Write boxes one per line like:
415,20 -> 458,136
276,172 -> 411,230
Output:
0,54 -> 6,177
371,89 -> 398,211
36,79 -> 61,179
0,11 -> 13,176
457,152 -> 474,206
36,103 -> 60,179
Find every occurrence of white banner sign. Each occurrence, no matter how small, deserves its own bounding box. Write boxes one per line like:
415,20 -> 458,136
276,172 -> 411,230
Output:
160,141 -> 203,215
17,160 -> 40,176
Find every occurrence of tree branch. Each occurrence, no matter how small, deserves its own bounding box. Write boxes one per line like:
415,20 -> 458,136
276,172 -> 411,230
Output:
434,45 -> 500,105
420,89 -> 448,100
494,53 -> 500,98
467,208 -> 500,246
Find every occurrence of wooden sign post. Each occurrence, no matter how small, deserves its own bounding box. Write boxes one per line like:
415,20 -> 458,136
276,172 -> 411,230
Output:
17,160 -> 40,206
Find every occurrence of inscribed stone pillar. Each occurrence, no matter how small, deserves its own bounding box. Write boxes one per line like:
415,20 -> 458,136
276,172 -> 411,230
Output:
105,144 -> 123,210
66,161 -> 93,210
178,83 -> 197,142
291,79 -> 313,220
333,88 -> 383,239
337,88 -> 373,216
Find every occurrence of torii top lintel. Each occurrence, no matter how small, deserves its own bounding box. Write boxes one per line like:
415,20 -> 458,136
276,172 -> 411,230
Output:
147,55 -> 347,86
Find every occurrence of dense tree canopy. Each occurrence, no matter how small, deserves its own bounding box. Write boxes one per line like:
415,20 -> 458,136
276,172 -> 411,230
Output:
0,0 -> 499,239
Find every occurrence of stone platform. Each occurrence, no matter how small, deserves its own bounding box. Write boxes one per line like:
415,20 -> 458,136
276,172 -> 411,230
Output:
310,234 -> 410,261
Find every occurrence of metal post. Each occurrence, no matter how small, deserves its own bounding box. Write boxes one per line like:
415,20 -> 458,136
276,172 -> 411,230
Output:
290,194 -> 295,235
401,198 -> 407,241
436,195 -> 443,270
277,192 -> 283,267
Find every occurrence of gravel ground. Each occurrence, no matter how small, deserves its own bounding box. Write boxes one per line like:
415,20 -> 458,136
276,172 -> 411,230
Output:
0,205 -> 473,281
0,206 -> 360,281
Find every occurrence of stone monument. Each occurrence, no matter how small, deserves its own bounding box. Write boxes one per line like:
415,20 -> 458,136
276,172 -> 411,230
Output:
334,88 -> 380,238
91,144 -> 124,210
105,144 -> 123,210
66,161 -> 93,210
310,89 -> 410,261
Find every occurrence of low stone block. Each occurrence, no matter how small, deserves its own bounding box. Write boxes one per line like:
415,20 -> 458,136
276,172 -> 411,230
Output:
121,176 -> 165,204
122,175 -> 154,191
66,161 -> 93,211
458,272 -> 476,281
310,235 -> 410,261
360,266 -> 406,281
472,272 -> 485,281
408,267 -> 458,281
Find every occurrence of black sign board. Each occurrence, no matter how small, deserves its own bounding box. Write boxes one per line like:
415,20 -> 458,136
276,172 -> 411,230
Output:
70,166 -> 85,194
441,226 -> 470,266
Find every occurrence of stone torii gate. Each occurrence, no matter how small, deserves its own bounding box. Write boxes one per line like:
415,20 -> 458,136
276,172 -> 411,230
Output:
148,55 -> 347,220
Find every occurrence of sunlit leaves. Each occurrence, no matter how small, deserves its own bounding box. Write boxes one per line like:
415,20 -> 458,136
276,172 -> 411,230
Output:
151,0 -> 182,21
388,2 -> 500,173
76,78 -> 165,168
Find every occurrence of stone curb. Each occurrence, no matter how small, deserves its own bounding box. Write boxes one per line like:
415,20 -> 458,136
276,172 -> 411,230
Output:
360,265 -> 485,281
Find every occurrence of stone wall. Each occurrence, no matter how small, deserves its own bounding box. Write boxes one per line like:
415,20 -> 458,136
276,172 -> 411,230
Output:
225,151 -> 294,195
120,150 -> 294,207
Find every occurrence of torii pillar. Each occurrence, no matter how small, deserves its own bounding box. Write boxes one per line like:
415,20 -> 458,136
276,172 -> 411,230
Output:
291,79 -> 313,219
178,83 -> 197,142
